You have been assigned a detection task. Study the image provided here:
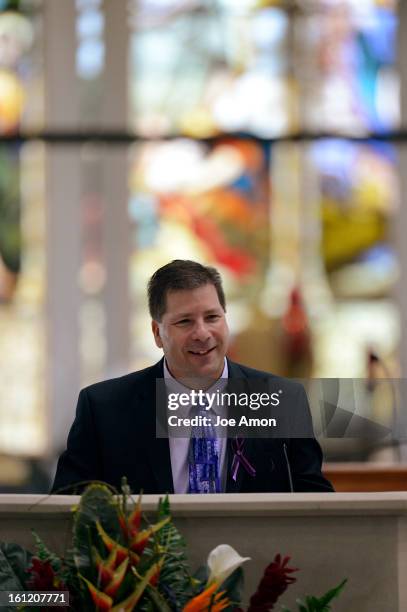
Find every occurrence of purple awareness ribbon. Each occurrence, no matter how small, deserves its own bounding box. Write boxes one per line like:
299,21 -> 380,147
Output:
231,438 -> 256,481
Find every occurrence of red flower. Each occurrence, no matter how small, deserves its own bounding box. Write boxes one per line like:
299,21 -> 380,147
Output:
26,558 -> 70,612
26,558 -> 59,591
247,554 -> 298,612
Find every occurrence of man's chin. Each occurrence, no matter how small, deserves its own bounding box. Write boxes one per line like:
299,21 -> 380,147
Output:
182,359 -> 224,386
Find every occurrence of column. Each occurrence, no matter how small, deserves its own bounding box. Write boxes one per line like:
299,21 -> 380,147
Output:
43,0 -> 81,452
101,0 -> 130,377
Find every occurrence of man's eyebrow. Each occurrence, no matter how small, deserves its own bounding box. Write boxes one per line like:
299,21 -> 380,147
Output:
171,308 -> 222,319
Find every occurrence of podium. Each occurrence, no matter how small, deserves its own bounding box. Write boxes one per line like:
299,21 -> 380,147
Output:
0,492 -> 406,611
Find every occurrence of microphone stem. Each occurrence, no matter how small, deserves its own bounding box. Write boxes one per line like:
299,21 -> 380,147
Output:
283,442 -> 294,492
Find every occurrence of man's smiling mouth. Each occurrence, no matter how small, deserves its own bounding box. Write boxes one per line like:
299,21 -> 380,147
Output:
188,347 -> 216,356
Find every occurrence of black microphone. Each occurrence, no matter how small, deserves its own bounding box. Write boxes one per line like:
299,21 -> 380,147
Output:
283,442 -> 294,492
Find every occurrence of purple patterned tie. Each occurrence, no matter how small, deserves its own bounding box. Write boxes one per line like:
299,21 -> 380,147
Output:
188,399 -> 221,494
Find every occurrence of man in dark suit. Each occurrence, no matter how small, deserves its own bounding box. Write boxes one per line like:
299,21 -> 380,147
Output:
52,260 -> 333,494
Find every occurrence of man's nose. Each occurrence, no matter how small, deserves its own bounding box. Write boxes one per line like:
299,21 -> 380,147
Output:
191,320 -> 210,341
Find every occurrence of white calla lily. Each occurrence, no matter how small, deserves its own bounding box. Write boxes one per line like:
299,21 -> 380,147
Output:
207,544 -> 251,585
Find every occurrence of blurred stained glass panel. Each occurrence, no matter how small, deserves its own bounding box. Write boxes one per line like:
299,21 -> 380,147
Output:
298,0 -> 399,133
129,0 -> 399,137
128,0 -> 400,384
129,1 -> 292,137
128,138 -> 271,368
0,2 -> 45,456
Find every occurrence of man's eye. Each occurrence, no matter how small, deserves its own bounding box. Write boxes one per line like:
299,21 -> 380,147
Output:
176,319 -> 190,325
207,314 -> 220,321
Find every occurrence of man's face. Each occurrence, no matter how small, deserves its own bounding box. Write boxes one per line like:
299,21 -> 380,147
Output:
152,283 -> 229,381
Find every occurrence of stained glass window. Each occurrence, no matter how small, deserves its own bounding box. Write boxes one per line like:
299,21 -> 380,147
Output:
128,0 -> 400,383
0,0 -> 401,474
129,0 -> 292,137
128,138 -> 271,368
0,1 -> 45,456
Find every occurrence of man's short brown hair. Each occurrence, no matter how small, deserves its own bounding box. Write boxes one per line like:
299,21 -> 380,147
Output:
148,260 -> 226,321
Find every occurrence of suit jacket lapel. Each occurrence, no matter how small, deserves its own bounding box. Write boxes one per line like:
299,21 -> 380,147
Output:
224,359 -> 255,493
140,360 -> 174,494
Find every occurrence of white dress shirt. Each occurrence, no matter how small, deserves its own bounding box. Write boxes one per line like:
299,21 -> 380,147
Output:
164,358 -> 229,493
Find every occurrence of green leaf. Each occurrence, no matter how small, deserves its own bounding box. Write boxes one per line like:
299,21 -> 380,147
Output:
120,477 -> 132,516
31,531 -> 63,573
157,495 -> 171,520
144,582 -> 173,612
315,579 -> 347,608
192,564 -> 208,585
219,566 -> 244,610
305,595 -> 319,610
72,484 -> 122,580
0,543 -> 32,591
111,562 -> 161,612
294,579 -> 347,611
141,498 -> 193,610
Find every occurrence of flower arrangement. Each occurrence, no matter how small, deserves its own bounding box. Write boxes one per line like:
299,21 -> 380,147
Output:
0,482 -> 346,611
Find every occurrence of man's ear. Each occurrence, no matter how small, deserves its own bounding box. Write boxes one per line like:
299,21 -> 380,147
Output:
152,320 -> 163,349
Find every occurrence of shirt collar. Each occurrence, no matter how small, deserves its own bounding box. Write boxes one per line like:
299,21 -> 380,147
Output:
163,358 -> 228,416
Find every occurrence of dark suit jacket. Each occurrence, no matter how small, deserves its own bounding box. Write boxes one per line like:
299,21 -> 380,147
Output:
52,359 -> 334,494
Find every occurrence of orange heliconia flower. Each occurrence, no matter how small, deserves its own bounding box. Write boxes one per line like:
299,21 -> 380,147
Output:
183,582 -> 230,612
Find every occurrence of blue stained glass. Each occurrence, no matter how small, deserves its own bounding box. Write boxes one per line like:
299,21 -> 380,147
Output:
360,8 -> 397,65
